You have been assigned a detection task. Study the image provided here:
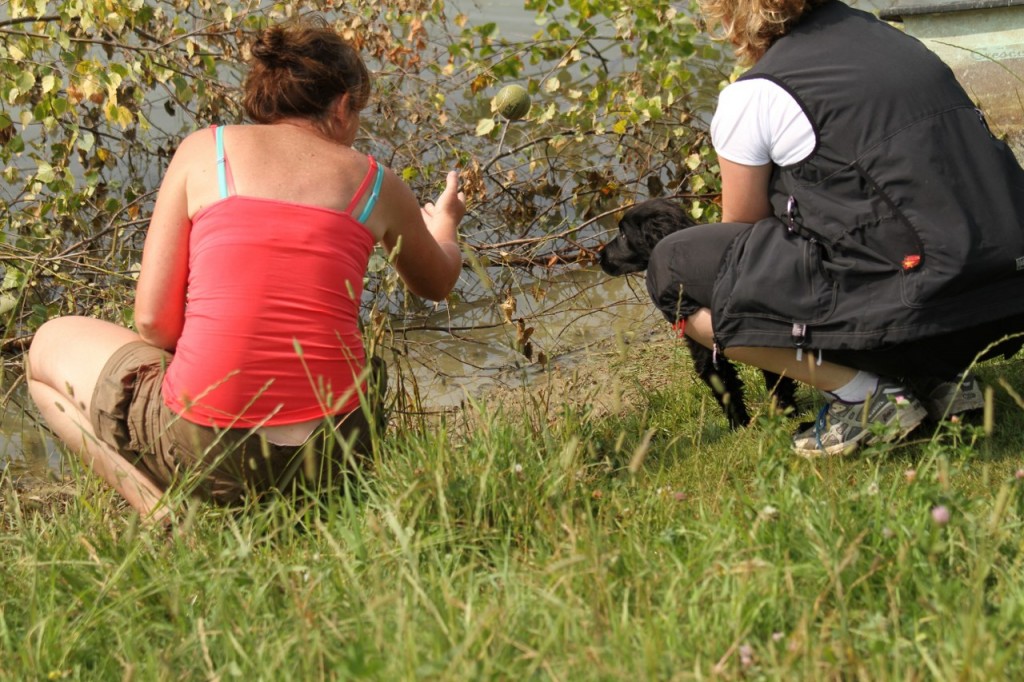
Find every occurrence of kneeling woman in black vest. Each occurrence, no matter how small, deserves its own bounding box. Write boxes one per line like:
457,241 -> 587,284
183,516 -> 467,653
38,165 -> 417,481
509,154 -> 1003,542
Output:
646,0 -> 1024,456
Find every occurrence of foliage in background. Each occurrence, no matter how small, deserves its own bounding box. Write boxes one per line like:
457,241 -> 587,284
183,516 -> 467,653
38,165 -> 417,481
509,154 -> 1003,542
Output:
0,0 -> 726,354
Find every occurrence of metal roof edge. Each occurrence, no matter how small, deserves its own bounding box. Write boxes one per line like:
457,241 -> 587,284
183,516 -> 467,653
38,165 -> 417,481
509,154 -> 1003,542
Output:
879,0 -> 1024,21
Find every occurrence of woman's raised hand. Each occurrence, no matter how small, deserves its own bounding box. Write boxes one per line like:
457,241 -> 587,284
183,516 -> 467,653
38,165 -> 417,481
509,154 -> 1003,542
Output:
421,170 -> 466,238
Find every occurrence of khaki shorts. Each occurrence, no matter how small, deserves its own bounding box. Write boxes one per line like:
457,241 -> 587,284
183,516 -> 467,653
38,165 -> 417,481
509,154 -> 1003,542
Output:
90,341 -> 386,505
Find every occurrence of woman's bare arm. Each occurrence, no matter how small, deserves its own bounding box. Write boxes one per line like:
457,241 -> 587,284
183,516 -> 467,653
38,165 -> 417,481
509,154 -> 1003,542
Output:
133,136 -> 195,350
719,157 -> 773,224
378,170 -> 465,301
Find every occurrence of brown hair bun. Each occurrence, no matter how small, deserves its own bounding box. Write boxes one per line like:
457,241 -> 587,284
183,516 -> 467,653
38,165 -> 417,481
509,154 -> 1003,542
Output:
242,15 -> 371,139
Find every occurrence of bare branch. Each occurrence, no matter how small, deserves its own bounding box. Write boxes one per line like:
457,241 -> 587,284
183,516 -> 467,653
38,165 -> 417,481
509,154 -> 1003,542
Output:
0,15 -> 61,29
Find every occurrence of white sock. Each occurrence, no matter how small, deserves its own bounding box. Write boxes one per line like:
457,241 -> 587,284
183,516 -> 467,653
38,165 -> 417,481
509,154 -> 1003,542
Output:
828,371 -> 880,403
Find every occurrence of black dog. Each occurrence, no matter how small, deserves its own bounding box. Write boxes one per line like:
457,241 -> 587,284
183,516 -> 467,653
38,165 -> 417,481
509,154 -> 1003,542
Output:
600,198 -> 798,429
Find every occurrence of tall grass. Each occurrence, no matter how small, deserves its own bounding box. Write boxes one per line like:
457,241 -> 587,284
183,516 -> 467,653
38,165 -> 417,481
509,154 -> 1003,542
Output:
2,340 -> 1024,680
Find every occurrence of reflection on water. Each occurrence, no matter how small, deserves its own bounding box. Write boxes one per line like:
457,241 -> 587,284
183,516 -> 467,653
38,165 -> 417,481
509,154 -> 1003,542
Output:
0,383 -> 61,478
391,266 -> 660,408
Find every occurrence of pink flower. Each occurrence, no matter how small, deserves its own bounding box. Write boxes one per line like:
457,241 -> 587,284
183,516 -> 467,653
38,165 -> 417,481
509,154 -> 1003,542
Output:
931,505 -> 951,525
739,644 -> 755,669
1015,469 -> 1024,480
904,468 -> 917,483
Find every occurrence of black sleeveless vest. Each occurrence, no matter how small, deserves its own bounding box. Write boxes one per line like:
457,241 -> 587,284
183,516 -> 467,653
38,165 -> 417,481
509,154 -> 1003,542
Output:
710,1 -> 1024,351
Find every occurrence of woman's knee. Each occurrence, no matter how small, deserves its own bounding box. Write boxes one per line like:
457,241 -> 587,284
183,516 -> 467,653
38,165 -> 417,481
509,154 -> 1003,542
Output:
30,316 -> 91,354
25,317 -> 69,385
26,316 -> 138,391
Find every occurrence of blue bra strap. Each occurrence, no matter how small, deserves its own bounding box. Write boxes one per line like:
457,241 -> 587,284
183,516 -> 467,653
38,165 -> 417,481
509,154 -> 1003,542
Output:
215,125 -> 229,200
356,163 -> 385,223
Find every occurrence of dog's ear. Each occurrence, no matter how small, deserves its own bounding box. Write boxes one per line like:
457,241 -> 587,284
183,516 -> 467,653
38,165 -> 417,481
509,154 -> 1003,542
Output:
605,197 -> 697,275
633,198 -> 693,252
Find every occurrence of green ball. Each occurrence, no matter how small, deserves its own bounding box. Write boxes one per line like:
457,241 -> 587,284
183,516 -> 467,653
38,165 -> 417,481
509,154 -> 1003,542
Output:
493,84 -> 531,121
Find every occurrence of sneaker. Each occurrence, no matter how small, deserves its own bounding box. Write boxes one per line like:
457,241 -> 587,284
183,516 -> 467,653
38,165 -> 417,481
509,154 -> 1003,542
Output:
792,379 -> 928,457
912,372 -> 985,421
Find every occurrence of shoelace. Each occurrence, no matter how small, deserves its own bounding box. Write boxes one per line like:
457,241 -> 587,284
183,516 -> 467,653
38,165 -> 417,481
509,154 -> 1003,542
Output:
814,403 -> 831,451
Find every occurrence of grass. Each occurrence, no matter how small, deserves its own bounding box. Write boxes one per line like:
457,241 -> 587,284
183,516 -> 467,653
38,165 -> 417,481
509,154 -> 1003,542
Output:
2,337 -> 1024,680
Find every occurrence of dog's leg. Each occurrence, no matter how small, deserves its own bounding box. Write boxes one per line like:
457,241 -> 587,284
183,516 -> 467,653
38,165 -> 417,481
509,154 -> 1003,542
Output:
687,338 -> 751,429
761,370 -> 798,416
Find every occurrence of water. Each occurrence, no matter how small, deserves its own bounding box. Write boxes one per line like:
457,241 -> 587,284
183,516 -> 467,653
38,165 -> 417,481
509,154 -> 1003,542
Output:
389,262 -> 662,409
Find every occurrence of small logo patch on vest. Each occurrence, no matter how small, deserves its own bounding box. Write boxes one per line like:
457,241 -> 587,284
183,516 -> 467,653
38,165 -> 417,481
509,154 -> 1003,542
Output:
1017,256 -> 1024,271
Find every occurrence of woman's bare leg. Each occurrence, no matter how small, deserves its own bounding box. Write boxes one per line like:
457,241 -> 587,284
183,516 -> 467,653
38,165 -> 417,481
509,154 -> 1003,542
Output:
26,316 -> 169,523
684,308 -> 858,390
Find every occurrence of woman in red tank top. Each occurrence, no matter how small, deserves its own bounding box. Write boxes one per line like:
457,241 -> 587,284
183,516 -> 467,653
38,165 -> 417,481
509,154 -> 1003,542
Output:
26,16 -> 465,525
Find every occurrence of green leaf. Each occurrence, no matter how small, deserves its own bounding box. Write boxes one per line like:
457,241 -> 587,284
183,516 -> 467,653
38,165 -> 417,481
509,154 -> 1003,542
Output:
78,132 -> 95,153
535,102 -> 557,124
16,71 -> 35,93
367,252 -> 388,273
475,118 -> 497,136
2,267 -> 25,290
0,293 -> 18,316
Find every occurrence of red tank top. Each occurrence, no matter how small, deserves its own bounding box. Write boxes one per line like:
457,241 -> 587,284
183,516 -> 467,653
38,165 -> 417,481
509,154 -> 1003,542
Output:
162,128 -> 379,427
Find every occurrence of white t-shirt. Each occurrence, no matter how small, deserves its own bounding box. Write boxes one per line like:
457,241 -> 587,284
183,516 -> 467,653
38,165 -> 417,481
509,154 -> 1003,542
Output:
710,79 -> 816,167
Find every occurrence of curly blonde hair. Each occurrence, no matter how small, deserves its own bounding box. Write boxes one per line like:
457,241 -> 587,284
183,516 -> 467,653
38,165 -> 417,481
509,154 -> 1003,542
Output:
699,0 -> 832,65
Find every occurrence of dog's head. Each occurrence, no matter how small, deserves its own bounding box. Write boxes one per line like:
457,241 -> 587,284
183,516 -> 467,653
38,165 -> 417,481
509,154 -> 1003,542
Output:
599,198 -> 695,276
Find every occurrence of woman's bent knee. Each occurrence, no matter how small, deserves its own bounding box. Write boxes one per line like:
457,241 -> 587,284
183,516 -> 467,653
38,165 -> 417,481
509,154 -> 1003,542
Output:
25,317 -> 65,386
29,316 -> 91,363
26,316 -> 140,397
